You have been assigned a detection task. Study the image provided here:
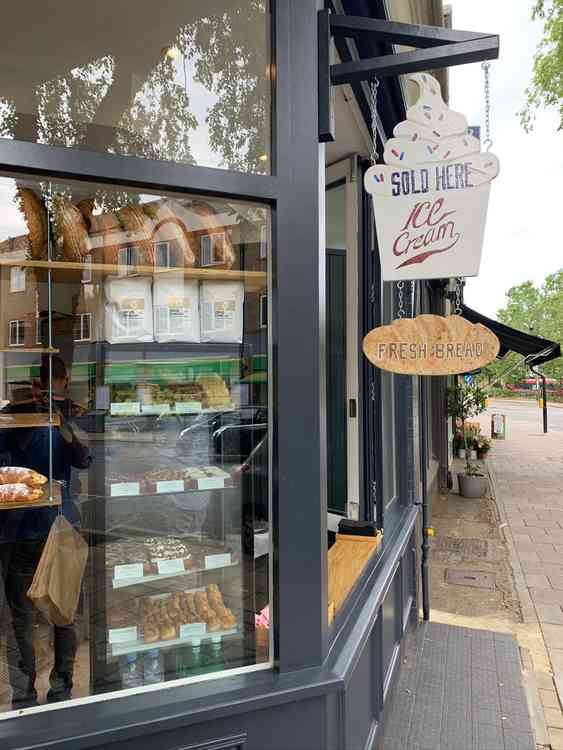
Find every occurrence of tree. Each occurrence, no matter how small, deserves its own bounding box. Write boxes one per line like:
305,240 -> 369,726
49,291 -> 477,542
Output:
520,0 -> 563,131
480,270 -> 563,383
447,383 -> 489,475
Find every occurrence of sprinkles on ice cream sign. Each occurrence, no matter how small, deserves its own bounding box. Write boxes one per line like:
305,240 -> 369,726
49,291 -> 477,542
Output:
364,73 -> 499,281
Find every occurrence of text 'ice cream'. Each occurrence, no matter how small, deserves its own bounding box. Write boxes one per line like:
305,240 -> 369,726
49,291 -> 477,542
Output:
364,73 -> 499,281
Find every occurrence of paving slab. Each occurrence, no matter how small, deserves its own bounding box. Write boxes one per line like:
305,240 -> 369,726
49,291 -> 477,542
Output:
382,623 -> 533,749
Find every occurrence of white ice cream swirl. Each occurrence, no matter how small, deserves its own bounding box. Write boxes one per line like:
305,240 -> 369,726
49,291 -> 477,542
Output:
384,73 -> 481,165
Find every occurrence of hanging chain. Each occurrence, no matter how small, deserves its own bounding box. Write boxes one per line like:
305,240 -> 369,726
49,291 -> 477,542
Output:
397,280 -> 405,319
454,277 -> 463,315
410,280 -> 416,318
369,78 -> 380,164
481,61 -> 492,151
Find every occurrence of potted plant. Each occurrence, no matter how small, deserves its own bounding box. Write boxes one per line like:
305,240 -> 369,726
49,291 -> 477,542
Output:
476,435 -> 492,460
459,462 -> 488,498
447,382 -> 489,498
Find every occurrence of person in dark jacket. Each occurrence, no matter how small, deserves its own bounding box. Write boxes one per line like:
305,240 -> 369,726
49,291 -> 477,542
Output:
0,356 -> 91,709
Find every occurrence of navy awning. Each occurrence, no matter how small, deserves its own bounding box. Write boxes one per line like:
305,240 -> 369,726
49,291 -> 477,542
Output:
462,305 -> 561,367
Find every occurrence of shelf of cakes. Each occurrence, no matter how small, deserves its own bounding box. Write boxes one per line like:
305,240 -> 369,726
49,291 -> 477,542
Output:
108,585 -> 238,657
106,536 -> 237,590
0,468 -> 62,510
108,377 -> 234,418
106,466 -> 239,499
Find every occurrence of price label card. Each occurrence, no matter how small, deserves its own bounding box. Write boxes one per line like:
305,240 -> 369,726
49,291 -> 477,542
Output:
205,553 -> 232,570
110,482 -> 140,497
175,402 -> 202,414
109,626 -> 138,644
156,480 -> 185,494
110,402 -> 141,416
197,477 -> 226,491
156,558 -> 185,575
180,622 -> 207,639
114,563 -> 144,580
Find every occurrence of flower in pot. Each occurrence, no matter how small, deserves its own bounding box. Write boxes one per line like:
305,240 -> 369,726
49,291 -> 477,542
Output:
476,436 -> 492,460
458,462 -> 488,498
447,382 -> 489,498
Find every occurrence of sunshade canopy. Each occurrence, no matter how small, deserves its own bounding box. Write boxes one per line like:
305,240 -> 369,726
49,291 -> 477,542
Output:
462,305 -> 561,367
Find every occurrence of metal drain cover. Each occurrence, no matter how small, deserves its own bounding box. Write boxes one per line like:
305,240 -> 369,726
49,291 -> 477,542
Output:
433,536 -> 488,558
446,569 -> 496,589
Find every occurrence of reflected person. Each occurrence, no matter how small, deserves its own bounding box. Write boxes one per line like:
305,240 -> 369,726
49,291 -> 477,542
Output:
0,356 -> 91,709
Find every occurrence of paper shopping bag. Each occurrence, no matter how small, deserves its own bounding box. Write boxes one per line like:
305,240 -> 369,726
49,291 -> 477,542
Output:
27,515 -> 88,626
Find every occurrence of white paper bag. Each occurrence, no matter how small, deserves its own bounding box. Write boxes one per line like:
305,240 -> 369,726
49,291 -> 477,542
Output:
154,276 -> 200,343
105,276 -> 154,343
200,281 -> 244,343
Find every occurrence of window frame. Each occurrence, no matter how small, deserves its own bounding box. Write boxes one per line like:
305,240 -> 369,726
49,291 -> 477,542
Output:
200,233 -> 226,267
74,311 -> 92,342
9,265 -> 26,293
154,240 -> 172,269
8,319 -> 25,346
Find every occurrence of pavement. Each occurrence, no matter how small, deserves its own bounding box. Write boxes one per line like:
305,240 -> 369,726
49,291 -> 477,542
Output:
383,622 -> 535,750
478,398 -> 563,750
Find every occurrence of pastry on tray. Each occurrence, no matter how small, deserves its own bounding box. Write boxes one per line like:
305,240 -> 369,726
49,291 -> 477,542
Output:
0,482 -> 44,505
138,587 -> 237,643
0,467 -> 48,488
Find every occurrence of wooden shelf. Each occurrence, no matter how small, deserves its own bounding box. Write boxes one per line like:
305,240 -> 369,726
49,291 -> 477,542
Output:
0,480 -> 62,510
0,413 -> 61,429
0,259 -> 267,291
0,347 -> 59,354
328,533 -> 382,625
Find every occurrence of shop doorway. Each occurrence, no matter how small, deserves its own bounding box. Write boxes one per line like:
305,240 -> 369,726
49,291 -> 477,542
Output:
325,158 -> 361,518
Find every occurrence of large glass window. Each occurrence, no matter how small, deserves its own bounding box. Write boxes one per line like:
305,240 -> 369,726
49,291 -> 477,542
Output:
0,2 -> 272,174
0,175 -> 271,715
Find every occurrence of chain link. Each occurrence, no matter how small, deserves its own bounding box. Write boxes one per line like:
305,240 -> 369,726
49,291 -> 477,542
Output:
454,277 -> 463,315
481,61 -> 492,151
397,280 -> 405,319
410,280 -> 415,318
370,78 -> 380,164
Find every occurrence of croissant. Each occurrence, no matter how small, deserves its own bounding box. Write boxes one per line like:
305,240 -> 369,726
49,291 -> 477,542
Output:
207,618 -> 222,633
194,592 -> 210,620
160,621 -> 177,641
144,626 -> 159,644
0,483 -> 43,504
0,467 -> 47,488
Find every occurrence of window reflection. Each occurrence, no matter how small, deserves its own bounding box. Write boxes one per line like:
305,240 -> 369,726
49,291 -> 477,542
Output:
0,2 -> 271,174
0,176 -> 271,714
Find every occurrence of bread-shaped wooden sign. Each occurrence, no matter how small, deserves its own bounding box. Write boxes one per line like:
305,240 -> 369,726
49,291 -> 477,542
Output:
363,314 -> 500,375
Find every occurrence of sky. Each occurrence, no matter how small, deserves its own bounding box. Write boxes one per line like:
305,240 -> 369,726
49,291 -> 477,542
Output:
447,0 -> 563,319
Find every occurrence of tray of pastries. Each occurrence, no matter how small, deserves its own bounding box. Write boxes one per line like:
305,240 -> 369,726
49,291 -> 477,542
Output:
107,584 -> 238,654
142,585 -> 237,643
0,467 -> 62,509
107,536 -> 235,587
107,465 -> 236,497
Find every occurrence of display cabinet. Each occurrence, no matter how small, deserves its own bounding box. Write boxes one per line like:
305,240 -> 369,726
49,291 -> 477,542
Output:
0,175 -> 271,712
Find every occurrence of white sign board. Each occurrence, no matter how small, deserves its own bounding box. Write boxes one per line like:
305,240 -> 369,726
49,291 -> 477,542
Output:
364,73 -> 499,281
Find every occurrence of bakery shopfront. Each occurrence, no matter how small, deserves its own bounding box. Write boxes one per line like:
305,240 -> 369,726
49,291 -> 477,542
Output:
0,2 -> 498,749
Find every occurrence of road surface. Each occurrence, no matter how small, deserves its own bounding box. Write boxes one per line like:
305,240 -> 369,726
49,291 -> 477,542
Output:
480,398 -> 563,436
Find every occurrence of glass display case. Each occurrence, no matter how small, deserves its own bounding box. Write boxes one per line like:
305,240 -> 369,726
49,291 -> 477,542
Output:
0,176 -> 271,712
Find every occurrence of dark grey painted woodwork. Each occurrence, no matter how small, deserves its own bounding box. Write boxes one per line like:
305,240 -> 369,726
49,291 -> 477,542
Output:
0,139 -> 279,203
381,568 -> 400,693
272,0 -> 328,672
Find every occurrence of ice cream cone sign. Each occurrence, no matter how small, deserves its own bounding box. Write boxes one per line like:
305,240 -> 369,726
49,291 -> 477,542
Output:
364,73 -> 499,281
